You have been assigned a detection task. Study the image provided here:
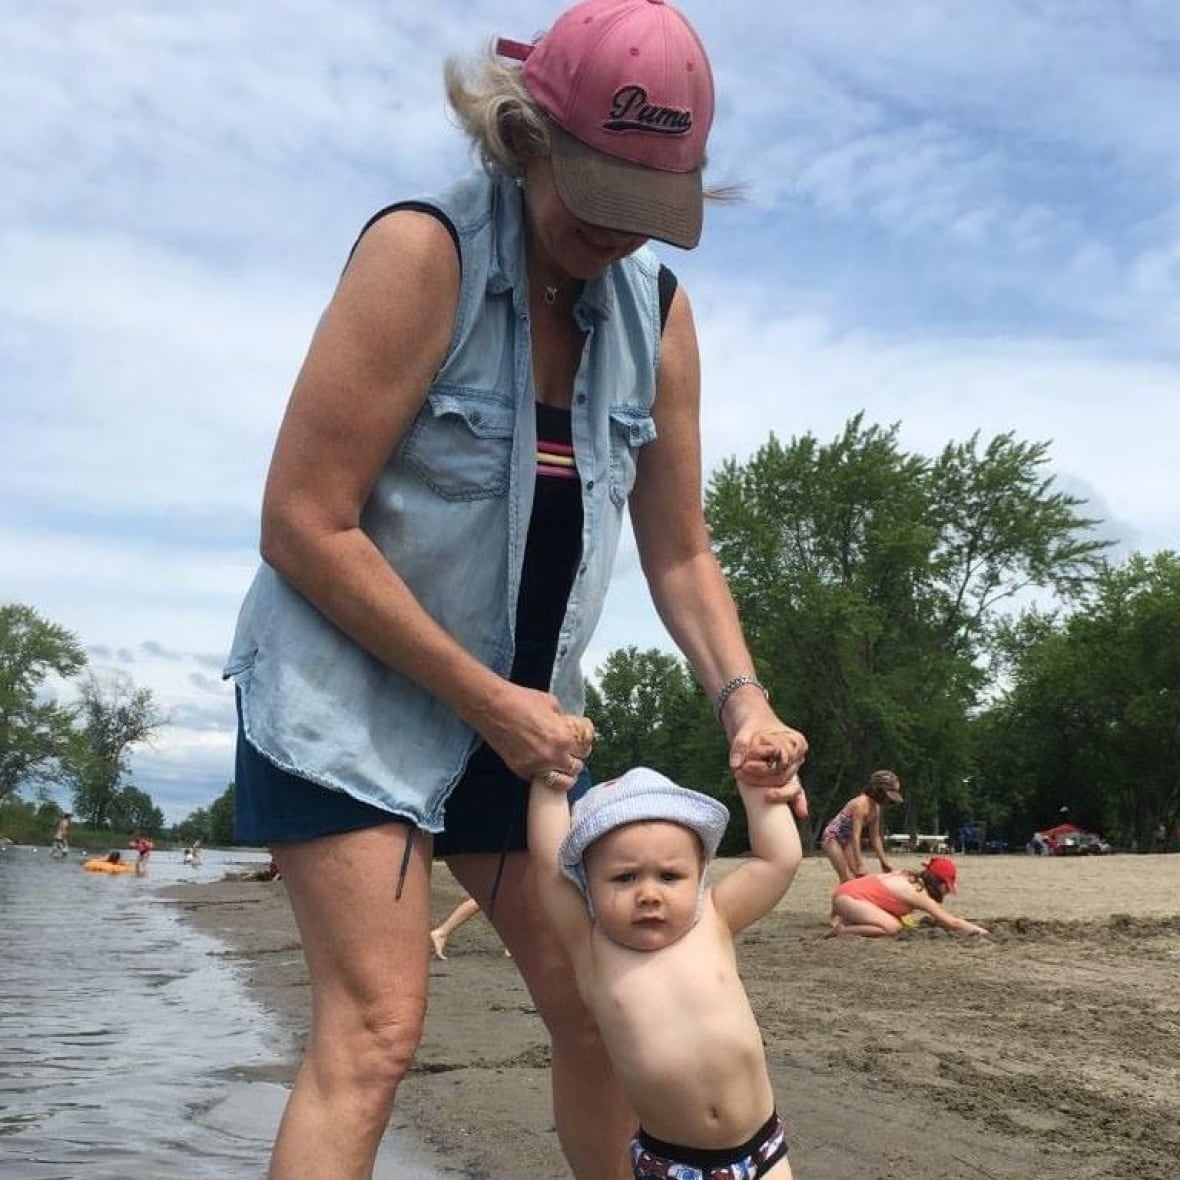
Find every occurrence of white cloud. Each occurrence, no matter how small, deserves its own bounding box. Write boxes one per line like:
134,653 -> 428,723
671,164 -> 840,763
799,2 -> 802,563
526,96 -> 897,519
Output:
4,0 -> 1179,820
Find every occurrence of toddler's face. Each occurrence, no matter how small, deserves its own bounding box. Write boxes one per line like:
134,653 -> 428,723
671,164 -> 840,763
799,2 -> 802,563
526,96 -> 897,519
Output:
583,821 -> 703,952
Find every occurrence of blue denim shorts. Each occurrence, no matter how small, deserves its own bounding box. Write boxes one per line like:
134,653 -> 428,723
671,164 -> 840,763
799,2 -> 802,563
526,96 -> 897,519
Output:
234,699 -> 590,857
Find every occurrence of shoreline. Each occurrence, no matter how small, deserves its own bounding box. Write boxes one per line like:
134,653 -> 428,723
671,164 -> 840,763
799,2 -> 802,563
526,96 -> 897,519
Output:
165,854 -> 1180,1179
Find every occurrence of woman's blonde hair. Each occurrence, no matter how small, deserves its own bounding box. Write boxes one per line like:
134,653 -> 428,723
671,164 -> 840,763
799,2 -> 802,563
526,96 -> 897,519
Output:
443,48 -> 551,177
443,44 -> 740,202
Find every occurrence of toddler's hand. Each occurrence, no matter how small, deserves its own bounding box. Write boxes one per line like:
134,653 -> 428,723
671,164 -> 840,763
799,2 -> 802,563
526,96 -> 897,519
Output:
567,715 -> 595,758
764,772 -> 809,820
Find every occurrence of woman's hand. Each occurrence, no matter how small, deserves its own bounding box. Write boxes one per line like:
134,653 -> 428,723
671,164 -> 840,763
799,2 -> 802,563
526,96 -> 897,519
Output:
729,722 -> 809,818
475,682 -> 593,788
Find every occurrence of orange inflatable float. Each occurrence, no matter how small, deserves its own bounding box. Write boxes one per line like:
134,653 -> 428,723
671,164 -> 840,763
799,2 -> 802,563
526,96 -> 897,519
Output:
83,858 -> 134,874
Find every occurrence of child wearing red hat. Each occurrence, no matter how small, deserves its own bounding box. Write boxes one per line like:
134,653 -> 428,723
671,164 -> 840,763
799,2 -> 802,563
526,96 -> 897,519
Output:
826,856 -> 988,938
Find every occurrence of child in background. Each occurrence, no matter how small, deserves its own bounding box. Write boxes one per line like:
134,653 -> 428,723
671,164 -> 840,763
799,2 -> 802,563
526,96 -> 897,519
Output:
128,831 -> 153,876
51,812 -> 72,858
826,855 -> 988,938
529,756 -> 805,1180
819,769 -> 904,883
430,895 -> 512,960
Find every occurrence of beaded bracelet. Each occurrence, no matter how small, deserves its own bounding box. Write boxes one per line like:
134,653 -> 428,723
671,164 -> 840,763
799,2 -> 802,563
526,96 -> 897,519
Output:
712,674 -> 768,720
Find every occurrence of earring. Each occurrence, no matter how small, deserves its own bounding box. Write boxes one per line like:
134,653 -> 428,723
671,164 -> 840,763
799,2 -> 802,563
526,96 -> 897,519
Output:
514,174 -> 525,189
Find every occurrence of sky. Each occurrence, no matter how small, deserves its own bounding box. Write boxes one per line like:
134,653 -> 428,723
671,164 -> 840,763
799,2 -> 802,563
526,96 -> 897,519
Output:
4,1 -> 1180,823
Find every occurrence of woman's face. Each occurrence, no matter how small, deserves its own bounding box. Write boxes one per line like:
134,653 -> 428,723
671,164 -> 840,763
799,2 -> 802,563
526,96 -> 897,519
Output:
522,154 -> 648,280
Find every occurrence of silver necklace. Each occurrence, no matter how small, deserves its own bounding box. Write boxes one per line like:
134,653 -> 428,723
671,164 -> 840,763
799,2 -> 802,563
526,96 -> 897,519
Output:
543,285 -> 558,306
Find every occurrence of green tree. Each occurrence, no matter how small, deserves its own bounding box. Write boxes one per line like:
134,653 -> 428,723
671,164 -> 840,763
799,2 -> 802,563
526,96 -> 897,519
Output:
704,416 -> 1107,835
585,648 -> 766,852
108,784 -> 165,836
0,792 -> 40,842
585,647 -> 706,784
64,672 -> 163,828
982,552 -> 1180,848
172,807 -> 212,845
208,783 -> 235,846
0,604 -> 86,801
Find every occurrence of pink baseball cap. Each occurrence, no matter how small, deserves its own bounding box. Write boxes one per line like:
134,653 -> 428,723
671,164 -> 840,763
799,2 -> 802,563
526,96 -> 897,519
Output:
497,0 -> 714,248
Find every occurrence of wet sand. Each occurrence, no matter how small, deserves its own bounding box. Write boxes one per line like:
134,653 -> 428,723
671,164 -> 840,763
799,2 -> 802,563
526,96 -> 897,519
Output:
165,853 -> 1180,1179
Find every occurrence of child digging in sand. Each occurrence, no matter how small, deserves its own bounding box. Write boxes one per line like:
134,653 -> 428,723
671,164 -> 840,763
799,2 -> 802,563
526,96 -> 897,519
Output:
529,755 -> 805,1180
826,856 -> 988,938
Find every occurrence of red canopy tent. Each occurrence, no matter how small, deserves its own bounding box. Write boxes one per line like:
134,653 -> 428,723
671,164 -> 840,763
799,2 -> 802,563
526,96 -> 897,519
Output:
1033,822 -> 1084,853
1039,822 -> 1082,844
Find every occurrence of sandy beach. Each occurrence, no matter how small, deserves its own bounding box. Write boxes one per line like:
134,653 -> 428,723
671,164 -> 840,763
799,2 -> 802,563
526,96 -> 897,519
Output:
165,853 -> 1180,1179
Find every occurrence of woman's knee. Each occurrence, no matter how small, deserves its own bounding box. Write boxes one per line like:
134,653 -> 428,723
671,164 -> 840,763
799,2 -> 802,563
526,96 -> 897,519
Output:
312,988 -> 428,1100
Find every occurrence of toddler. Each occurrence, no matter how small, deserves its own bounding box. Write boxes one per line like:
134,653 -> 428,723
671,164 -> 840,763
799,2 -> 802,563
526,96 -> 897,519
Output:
530,761 -> 803,1179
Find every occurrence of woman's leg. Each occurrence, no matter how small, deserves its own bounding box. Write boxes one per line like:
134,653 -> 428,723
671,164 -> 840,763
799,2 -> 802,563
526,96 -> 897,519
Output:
448,851 -> 635,1180
430,895 -> 481,959
268,823 -> 433,1180
821,839 -> 855,883
830,894 -> 903,937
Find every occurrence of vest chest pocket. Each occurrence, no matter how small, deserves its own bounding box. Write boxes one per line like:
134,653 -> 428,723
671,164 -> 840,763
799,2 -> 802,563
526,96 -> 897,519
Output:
403,388 -> 515,501
608,405 -> 657,506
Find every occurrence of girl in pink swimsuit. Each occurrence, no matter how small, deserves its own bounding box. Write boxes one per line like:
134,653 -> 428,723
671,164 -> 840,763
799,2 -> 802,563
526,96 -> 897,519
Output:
826,857 -> 989,938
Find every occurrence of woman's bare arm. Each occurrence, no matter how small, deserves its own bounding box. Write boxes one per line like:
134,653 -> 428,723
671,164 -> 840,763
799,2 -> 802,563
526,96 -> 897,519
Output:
259,212 -> 579,779
628,287 -> 807,788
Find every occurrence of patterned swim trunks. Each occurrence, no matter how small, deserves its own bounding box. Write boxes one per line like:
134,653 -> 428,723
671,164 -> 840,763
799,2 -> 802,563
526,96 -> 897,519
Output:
630,1112 -> 788,1179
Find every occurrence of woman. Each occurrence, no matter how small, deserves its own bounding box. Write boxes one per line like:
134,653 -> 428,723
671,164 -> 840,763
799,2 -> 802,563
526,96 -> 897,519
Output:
819,769 -> 904,883
223,2 -> 808,1177
826,856 -> 989,938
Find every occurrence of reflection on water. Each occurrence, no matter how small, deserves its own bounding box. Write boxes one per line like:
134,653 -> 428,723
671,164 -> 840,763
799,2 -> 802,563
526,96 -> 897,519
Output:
1,846 -> 446,1179
0,846 -> 286,1178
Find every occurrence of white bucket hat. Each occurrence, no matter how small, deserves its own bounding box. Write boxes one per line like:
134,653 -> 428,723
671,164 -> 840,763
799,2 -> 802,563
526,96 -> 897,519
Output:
558,766 -> 730,902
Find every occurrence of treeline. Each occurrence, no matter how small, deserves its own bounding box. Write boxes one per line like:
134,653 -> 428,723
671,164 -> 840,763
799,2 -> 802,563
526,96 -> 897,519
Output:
587,417 -> 1179,854
0,782 -> 237,849
6,417 -> 1177,855
169,783 -> 235,846
0,604 -> 166,835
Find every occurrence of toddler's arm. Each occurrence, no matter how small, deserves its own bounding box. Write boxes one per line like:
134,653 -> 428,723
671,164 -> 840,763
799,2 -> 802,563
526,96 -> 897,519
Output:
712,775 -> 803,935
526,722 -> 594,950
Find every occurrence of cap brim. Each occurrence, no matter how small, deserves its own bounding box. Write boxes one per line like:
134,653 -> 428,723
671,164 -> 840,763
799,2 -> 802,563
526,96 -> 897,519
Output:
549,127 -> 703,250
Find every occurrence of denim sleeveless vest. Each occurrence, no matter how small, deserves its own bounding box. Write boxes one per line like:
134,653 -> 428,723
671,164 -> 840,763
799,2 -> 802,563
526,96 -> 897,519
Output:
224,170 -> 662,830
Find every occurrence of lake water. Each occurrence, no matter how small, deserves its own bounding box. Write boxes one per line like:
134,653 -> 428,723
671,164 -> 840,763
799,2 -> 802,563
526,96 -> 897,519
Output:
0,845 -> 445,1178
